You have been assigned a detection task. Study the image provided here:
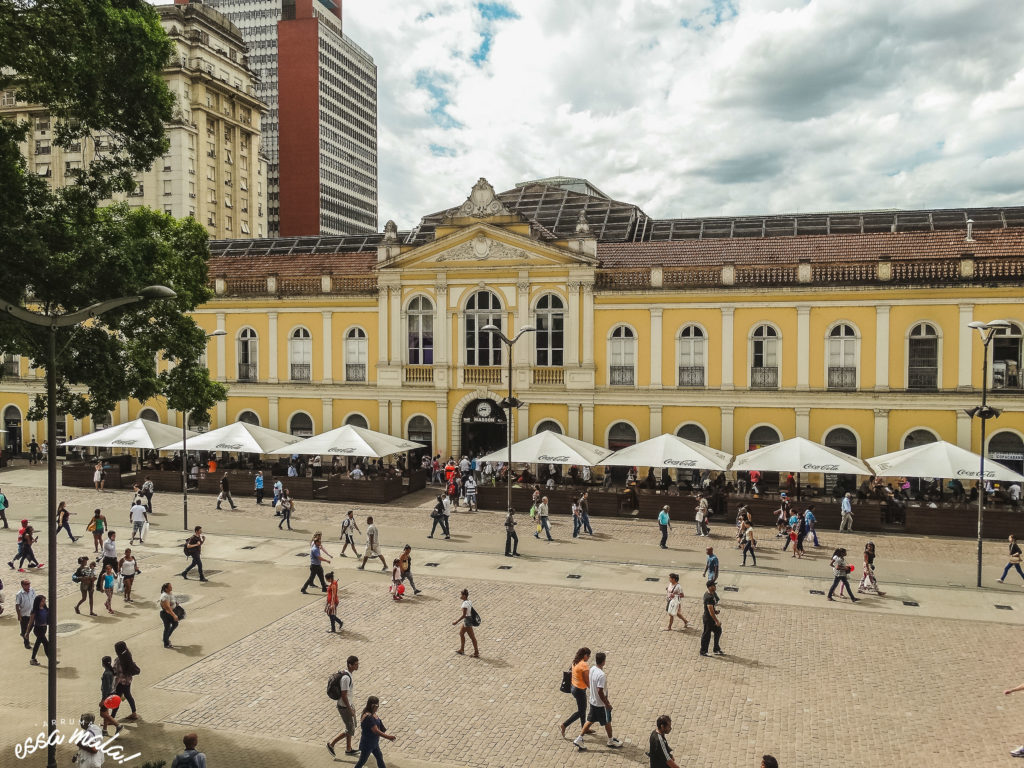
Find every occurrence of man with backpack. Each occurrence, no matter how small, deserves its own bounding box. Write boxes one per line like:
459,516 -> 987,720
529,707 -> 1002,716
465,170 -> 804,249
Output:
170,732 -> 207,768
326,656 -> 360,757
181,526 -> 208,582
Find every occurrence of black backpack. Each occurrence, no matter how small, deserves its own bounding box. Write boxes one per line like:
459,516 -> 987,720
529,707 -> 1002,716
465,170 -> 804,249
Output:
470,607 -> 482,627
327,669 -> 351,701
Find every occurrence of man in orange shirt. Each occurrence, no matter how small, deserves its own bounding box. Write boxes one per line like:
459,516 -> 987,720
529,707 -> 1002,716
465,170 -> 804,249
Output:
324,572 -> 342,632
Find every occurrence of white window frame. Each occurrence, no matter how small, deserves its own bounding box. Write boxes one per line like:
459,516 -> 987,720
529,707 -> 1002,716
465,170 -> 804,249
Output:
533,293 -> 565,368
608,324 -> 637,386
905,321 -> 942,390
748,323 -> 781,389
465,290 -> 503,367
288,326 -> 313,381
344,326 -> 368,383
825,321 -> 860,390
675,323 -> 707,387
237,326 -> 258,381
406,295 -> 434,365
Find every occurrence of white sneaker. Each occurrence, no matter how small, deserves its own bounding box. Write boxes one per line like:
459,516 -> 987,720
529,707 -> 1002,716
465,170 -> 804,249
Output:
607,737 -> 623,748
1011,745 -> 1024,757
572,736 -> 586,751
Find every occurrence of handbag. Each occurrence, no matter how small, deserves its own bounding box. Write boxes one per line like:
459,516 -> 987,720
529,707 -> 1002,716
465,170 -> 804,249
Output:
560,670 -> 572,694
1011,553 -> 1022,565
173,604 -> 186,620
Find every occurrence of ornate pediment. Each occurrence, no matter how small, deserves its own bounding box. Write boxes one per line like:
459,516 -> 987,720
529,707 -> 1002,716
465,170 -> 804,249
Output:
444,178 -> 512,220
431,233 -> 529,262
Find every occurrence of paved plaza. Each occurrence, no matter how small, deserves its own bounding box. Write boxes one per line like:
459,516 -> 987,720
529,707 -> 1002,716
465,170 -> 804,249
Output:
1,467 -> 1023,767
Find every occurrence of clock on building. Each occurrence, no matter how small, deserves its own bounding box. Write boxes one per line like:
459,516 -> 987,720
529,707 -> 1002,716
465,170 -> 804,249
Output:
476,401 -> 493,418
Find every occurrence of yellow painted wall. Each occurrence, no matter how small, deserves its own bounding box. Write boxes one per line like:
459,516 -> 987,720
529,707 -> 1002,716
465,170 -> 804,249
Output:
809,409 -> 874,455
887,409 -> 954,454
593,304 -> 650,387
594,405 -> 650,446
733,306 -> 798,389
662,406 -> 721,446
529,404 -> 568,433
887,304 -> 959,390
734,407 -> 796,451
661,307 -> 721,388
808,306 -> 877,389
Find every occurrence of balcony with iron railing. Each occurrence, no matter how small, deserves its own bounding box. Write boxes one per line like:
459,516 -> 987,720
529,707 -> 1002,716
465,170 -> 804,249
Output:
907,366 -> 938,390
677,366 -> 705,387
404,365 -> 434,384
237,362 -> 257,381
610,365 -> 635,386
345,363 -> 367,382
464,366 -> 502,386
750,366 -> 779,389
290,363 -> 311,381
827,366 -> 857,390
1,360 -> 20,378
532,367 -> 564,385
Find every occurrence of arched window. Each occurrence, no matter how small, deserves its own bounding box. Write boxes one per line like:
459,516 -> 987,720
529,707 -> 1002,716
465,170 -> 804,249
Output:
344,413 -> 369,429
824,427 -> 858,456
748,425 -> 781,450
827,324 -> 857,390
465,291 -> 502,366
237,327 -> 258,381
93,411 -> 112,430
345,327 -> 368,382
608,421 -> 637,449
289,412 -> 314,437
992,322 -> 1023,390
237,410 -> 260,426
407,296 -> 434,365
609,325 -> 636,386
903,429 -> 938,450
289,327 -> 312,381
676,423 -> 707,445
139,408 -> 159,422
750,325 -> 779,389
534,294 -> 564,367
989,431 -> 1024,477
907,323 -> 939,390
408,415 -> 432,445
535,419 -> 562,435
677,325 -> 705,387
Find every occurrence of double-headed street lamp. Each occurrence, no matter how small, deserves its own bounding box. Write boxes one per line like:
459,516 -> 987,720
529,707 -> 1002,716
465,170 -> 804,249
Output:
481,323 -> 536,517
181,329 -> 226,531
0,285 -> 176,768
966,318 -> 1010,588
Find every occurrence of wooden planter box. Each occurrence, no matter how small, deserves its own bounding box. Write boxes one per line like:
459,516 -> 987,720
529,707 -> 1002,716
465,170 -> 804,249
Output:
317,477 -> 407,503
62,463 -> 123,490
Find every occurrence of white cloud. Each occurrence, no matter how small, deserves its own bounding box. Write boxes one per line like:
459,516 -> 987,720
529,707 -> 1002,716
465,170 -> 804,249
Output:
340,0 -> 1024,227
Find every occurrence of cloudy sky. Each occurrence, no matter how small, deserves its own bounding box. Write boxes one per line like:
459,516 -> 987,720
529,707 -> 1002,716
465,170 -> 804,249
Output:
342,0 -> 1024,228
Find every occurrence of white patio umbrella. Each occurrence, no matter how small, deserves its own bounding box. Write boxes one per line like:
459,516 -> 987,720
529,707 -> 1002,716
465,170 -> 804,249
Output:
729,436 -> 871,475
271,424 -> 424,459
161,421 -> 303,454
867,440 -> 1024,483
476,431 -> 613,467
62,418 -> 193,450
599,433 -> 732,471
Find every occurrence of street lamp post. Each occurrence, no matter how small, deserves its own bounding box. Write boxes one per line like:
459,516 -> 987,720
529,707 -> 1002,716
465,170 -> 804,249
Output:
0,286 -> 176,768
182,329 -> 226,531
481,323 -> 536,518
966,319 -> 1010,588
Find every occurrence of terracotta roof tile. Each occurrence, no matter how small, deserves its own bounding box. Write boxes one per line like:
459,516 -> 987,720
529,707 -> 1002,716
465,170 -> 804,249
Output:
208,252 -> 376,280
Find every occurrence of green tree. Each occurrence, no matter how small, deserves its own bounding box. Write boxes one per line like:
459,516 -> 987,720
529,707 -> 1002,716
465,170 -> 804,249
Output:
0,0 -> 224,423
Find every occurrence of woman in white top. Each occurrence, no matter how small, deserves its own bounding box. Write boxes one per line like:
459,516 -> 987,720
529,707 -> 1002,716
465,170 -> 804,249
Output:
664,573 -> 689,630
452,588 -> 479,657
159,582 -> 180,648
118,549 -> 140,603
391,559 -> 404,600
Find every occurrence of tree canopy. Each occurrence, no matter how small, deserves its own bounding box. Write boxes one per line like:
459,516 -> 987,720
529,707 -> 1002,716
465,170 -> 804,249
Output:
0,0 -> 226,423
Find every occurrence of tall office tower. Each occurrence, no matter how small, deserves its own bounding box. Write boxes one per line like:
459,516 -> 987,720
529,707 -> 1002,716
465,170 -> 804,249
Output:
205,0 -> 378,236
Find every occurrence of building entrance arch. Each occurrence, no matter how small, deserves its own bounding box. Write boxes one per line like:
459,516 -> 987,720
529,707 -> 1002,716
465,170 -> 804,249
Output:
4,405 -> 21,457
460,398 -> 507,459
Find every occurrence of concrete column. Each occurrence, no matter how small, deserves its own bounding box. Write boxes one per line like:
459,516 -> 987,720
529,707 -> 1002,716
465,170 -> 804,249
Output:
582,403 -> 594,443
433,284 -> 448,364
516,278 -> 529,339
436,401 -> 449,457
956,410 -> 972,450
378,400 -> 389,432
390,401 -> 402,437
119,401 -> 129,424
322,397 -> 333,433
322,311 -> 333,384
720,406 -> 734,454
566,281 -> 581,365
649,404 -> 662,437
796,305 -> 810,390
874,306 -> 889,391
650,308 -> 663,389
268,312 -> 279,383
215,312 -> 226,380
517,403 -> 529,441
958,304 -> 974,390
216,400 -> 227,428
721,307 -> 734,390
268,396 -> 279,431
582,282 -> 595,366
389,286 -> 401,365
568,404 -> 580,439
873,408 -> 889,455
376,286 -> 388,363
795,406 -> 810,438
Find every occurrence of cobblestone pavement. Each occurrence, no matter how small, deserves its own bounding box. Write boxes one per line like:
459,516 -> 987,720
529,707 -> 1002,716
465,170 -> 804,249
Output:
0,470 -> 1022,767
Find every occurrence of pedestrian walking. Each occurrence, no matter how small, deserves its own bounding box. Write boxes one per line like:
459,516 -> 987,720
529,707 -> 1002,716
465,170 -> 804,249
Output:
559,647 -> 591,738
428,494 -> 447,539
93,460 -> 105,491
1005,680 -> 1024,757
572,651 -> 622,750
56,501 -> 78,542
351,696 -> 396,768
358,517 -> 389,571
74,558 -> 97,615
99,656 -> 122,735
14,578 -> 35,649
100,530 -> 119,574
159,582 -> 181,648
217,472 -> 237,510
7,517 -> 27,569
840,492 -> 854,531
997,534 -> 1024,584
453,588 -> 479,657
100,563 -> 116,613
695,493 -> 708,536
741,522 -> 758,566
141,476 -> 154,514
648,715 -> 681,768
327,656 -> 360,755
0,486 -> 9,528
658,505 -> 671,549
112,641 -> 140,720
703,546 -> 719,584
464,475 -> 478,511
504,508 -> 519,557
254,471 -> 265,505
302,532 -> 331,594
535,496 -> 553,540
87,509 -> 107,553
273,478 -> 283,509
390,559 -> 404,600
129,498 -> 148,544
858,541 -> 885,595
118,549 -> 140,602
699,581 -> 724,656
827,548 -> 858,602
170,733 -> 207,768
441,492 -> 453,538
25,594 -> 51,665
804,504 -> 820,546
75,713 -> 104,768
181,526 -> 208,581
578,491 -> 594,535
339,510 -> 361,556
664,573 -> 689,630
399,545 -> 421,595
16,524 -> 41,570
794,512 -> 807,559
278,489 -> 294,530
325,572 -> 343,632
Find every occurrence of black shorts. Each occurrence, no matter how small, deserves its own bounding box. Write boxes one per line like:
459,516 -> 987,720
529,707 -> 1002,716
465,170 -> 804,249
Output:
587,705 -> 608,725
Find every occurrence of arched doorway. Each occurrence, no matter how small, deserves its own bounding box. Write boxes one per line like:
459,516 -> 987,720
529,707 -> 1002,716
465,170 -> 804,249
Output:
344,414 -> 369,429
535,420 -> 562,434
607,422 -> 637,483
237,410 -> 260,426
676,423 -> 707,444
4,405 -> 22,457
748,425 -> 782,490
289,412 -> 314,437
823,427 -> 859,496
989,431 -> 1024,478
460,398 -> 506,459
139,408 -> 159,422
901,429 -> 938,495
407,415 -> 432,465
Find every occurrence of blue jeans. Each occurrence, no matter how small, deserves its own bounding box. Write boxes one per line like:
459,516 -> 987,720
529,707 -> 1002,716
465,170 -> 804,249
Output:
581,512 -> 593,535
1001,562 -> 1024,581
572,516 -> 581,537
828,575 -> 856,601
353,744 -> 385,768
659,524 -> 668,547
537,517 -> 552,540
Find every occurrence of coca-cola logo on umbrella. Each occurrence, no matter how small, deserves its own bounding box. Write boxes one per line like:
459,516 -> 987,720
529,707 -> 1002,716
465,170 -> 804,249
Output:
538,454 -> 570,462
215,442 -> 244,450
111,439 -> 137,446
664,459 -> 697,467
327,447 -> 357,454
802,463 -> 839,471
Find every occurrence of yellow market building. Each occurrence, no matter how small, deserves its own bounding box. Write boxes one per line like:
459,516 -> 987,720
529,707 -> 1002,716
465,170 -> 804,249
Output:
2,177 -> 1024,480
